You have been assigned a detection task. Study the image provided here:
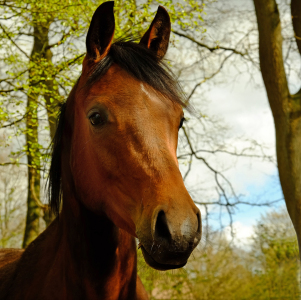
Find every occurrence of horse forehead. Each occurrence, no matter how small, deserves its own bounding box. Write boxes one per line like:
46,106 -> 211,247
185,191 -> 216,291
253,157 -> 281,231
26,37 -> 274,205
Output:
87,65 -> 182,116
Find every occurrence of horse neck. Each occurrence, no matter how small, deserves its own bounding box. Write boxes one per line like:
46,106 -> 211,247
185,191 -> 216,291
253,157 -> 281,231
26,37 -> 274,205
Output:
58,127 -> 123,272
60,201 -> 119,272
56,183 -> 138,298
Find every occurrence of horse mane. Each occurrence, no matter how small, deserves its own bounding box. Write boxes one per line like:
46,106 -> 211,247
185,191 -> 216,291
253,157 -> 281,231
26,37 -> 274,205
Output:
88,38 -> 186,106
48,38 -> 187,216
47,101 -> 66,216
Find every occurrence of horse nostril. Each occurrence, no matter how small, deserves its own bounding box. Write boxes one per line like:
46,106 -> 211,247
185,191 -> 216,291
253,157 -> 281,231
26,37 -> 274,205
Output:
155,210 -> 171,242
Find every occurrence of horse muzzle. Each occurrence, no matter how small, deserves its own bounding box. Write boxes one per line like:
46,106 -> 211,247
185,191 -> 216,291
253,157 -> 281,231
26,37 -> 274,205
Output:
138,206 -> 202,270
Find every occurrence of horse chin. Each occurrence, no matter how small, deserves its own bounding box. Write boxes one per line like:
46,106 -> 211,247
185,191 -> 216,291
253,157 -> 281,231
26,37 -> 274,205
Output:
140,246 -> 187,271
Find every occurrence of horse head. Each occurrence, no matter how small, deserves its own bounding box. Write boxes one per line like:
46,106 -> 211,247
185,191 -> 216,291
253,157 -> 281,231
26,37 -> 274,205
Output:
51,1 -> 201,271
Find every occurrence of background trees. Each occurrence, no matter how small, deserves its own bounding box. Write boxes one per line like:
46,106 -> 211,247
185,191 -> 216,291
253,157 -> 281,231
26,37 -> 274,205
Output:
253,0 -> 301,263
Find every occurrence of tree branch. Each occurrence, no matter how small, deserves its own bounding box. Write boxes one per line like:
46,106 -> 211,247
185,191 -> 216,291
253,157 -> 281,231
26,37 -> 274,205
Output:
178,147 -> 274,162
194,198 -> 283,207
0,162 -> 45,172
46,30 -> 71,50
30,173 -> 48,210
187,52 -> 234,101
0,115 -> 26,128
182,126 -> 238,201
0,23 -> 29,59
291,0 -> 301,56
172,30 -> 246,57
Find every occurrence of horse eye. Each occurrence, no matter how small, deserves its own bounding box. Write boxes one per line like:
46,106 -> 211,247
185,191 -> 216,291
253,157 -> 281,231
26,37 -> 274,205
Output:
89,113 -> 103,126
179,117 -> 186,129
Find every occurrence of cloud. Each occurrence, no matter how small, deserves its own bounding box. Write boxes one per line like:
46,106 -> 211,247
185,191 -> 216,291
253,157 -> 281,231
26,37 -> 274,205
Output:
223,221 -> 254,249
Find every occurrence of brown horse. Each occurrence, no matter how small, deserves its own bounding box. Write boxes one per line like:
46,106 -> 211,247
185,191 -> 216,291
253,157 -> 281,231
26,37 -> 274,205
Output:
0,2 -> 201,299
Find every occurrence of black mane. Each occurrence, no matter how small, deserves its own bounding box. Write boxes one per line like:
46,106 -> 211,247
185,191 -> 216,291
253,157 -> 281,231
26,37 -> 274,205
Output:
47,101 -> 66,216
48,39 -> 187,216
88,39 -> 186,106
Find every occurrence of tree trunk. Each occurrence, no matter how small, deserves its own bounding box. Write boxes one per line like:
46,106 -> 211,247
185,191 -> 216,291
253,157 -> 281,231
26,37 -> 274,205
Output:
22,141 -> 41,248
44,47 -> 60,141
23,21 -> 53,247
253,0 -> 301,280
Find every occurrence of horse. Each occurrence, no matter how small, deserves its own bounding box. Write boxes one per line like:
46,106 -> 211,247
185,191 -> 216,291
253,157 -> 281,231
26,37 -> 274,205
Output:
0,2 -> 201,299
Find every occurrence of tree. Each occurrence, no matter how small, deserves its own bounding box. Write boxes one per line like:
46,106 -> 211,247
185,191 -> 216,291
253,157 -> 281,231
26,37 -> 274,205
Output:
252,0 -> 301,263
250,208 -> 299,298
0,144 -> 26,248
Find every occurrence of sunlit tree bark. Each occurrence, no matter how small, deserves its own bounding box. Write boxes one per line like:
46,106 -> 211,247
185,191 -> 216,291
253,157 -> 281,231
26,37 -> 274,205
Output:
253,0 -> 301,264
23,20 -> 52,247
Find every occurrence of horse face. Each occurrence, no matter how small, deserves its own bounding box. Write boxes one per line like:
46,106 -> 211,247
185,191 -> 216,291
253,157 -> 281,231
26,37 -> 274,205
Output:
69,1 -> 201,270
72,64 -> 201,270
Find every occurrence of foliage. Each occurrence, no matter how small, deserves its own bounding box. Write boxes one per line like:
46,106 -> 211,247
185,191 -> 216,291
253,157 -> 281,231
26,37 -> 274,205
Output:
0,140 -> 26,248
248,208 -> 300,299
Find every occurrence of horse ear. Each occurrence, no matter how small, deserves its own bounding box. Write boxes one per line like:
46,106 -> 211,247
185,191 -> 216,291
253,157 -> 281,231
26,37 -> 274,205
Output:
86,1 -> 115,62
140,6 -> 171,60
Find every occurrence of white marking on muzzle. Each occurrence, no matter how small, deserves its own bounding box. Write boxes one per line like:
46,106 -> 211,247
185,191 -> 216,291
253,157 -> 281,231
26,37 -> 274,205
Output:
181,217 -> 192,237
